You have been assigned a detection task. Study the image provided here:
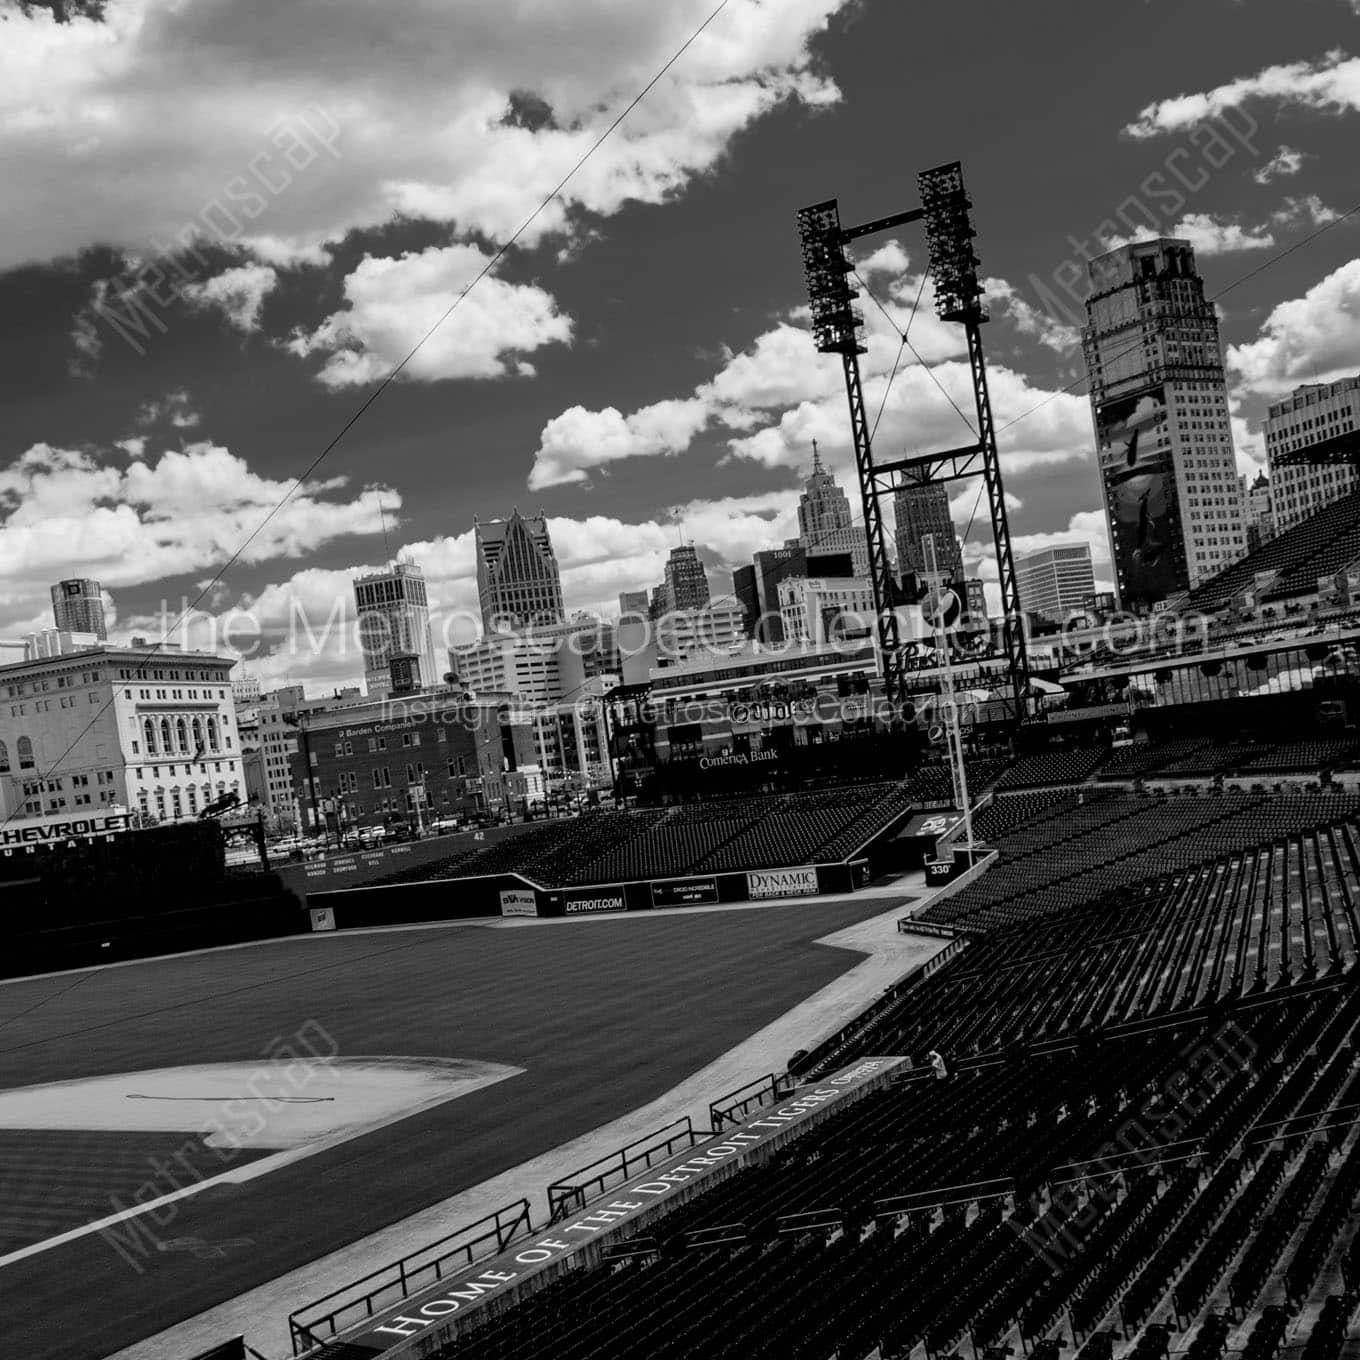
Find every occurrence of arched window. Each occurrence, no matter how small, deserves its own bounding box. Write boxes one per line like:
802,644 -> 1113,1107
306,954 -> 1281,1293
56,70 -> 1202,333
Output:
16,736 -> 35,770
160,718 -> 172,752
176,718 -> 188,753
0,740 -> 9,774
207,716 -> 219,750
143,719 -> 157,755
191,717 -> 204,752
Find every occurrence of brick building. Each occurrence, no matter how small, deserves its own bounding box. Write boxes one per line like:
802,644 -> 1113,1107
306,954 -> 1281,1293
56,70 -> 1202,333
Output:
290,692 -> 540,832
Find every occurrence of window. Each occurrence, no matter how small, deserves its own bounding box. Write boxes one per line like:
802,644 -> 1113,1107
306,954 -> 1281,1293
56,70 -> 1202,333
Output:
16,736 -> 34,770
0,740 -> 8,774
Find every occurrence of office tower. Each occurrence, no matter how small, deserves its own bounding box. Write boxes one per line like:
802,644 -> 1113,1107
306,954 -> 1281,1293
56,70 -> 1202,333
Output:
893,484 -> 962,579
795,442 -> 870,577
475,509 -> 565,632
1014,544 -> 1096,623
732,547 -> 807,643
618,590 -> 650,617
354,561 -> 438,698
50,579 -> 107,640
1264,376 -> 1360,535
662,544 -> 710,613
1082,238 -> 1246,608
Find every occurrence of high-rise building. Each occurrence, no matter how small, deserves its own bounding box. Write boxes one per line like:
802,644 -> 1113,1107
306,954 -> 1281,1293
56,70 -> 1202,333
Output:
1014,544 -> 1096,623
662,544 -> 711,613
893,484 -> 962,580
475,509 -> 565,632
732,547 -> 807,643
1082,238 -> 1247,609
795,442 -> 870,577
353,561 -> 439,699
1264,377 -> 1360,535
618,590 -> 650,617
50,579 -> 107,640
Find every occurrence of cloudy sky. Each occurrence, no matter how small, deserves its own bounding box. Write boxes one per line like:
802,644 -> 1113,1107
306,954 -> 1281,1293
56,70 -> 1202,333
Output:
2,0 -> 1358,689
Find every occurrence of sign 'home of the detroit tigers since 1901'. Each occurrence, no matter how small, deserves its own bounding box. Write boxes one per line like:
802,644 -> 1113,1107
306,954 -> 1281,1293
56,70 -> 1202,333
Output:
335,1057 -> 908,1354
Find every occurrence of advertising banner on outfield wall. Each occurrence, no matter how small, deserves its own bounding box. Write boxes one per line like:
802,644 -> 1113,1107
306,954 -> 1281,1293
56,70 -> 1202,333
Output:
747,867 -> 818,900
564,891 -> 626,915
651,877 -> 719,907
499,890 -> 538,918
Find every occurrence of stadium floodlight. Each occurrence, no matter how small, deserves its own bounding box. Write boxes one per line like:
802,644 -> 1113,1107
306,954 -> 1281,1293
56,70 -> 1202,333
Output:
796,200 -> 866,356
917,161 -> 985,324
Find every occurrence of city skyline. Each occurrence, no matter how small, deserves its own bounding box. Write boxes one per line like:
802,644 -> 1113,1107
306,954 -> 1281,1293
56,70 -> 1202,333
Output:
3,2 -> 1359,689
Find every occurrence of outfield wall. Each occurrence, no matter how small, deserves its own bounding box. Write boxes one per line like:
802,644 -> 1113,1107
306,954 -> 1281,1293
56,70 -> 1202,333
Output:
303,860 -> 873,932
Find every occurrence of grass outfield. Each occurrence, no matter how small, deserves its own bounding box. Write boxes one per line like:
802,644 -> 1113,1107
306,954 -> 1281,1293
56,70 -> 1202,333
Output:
0,898 -> 894,1360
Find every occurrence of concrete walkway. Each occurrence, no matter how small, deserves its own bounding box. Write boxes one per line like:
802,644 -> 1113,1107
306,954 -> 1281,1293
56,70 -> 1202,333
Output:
107,872 -> 945,1360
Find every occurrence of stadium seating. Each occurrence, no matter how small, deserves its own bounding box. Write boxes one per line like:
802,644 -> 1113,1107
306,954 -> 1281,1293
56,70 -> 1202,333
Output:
1184,487 -> 1360,611
366,784 -> 919,889
429,991 -> 1360,1360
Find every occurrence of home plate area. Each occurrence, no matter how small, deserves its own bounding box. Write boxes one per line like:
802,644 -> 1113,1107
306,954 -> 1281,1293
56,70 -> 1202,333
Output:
0,1056 -> 521,1264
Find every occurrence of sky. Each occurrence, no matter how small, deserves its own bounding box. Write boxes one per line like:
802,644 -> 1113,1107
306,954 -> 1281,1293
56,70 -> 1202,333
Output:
2,0 -> 1359,691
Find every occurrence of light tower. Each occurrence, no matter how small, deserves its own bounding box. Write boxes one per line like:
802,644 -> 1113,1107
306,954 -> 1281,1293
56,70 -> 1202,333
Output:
796,161 -> 1030,721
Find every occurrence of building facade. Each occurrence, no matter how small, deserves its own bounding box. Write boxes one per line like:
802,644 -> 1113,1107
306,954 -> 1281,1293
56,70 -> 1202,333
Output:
50,579 -> 107,640
232,671 -> 262,705
451,617 -> 620,707
777,576 -> 876,645
894,483 -> 962,580
1082,238 -> 1247,609
475,510 -> 565,632
962,578 -> 988,625
1015,544 -> 1097,623
291,693 -> 541,830
661,544 -> 711,613
1265,377 -> 1360,535
0,644 -> 243,825
795,443 -> 871,577
354,561 -> 439,699
654,597 -> 748,666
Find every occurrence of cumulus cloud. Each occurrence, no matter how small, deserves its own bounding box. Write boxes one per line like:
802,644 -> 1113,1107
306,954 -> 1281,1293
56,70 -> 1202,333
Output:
136,387 -> 202,428
1124,50 -> 1360,138
1228,258 -> 1360,398
0,0 -> 850,273
531,399 -> 709,489
0,440 -> 394,638
1253,146 -> 1307,183
1270,194 -> 1341,229
962,510 -> 1114,616
107,492 -> 808,691
528,255 -> 1094,489
1100,212 -> 1276,257
182,262 -> 278,332
288,244 -> 573,386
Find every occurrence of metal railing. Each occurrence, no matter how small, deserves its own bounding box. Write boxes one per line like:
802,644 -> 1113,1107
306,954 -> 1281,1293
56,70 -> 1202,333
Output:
287,1198 -> 533,1354
546,1118 -> 704,1223
709,1072 -> 796,1130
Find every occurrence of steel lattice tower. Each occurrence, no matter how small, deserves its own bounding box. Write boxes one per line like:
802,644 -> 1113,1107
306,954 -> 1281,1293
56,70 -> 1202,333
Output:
796,161 -> 1030,721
